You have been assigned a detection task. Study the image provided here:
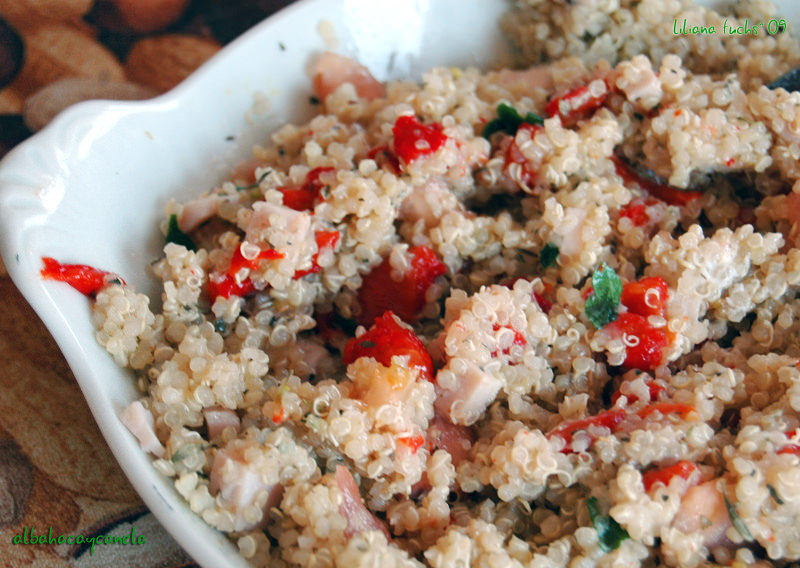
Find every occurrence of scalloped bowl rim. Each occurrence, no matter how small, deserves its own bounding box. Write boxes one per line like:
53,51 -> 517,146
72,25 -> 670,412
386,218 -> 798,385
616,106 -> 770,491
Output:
0,0 -> 513,565
2,0 -> 798,565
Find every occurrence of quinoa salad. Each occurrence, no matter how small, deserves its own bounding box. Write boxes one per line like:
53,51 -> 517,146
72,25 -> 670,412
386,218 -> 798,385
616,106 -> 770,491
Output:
41,0 -> 800,566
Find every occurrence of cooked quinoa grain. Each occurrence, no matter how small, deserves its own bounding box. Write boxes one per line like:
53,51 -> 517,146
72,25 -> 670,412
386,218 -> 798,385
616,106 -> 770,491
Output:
78,1 -> 800,565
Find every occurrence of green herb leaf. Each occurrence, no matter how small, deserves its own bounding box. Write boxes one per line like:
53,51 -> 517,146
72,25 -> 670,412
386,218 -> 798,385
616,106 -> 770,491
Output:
723,492 -> 754,542
585,264 -> 622,328
483,103 -> 544,139
333,312 -> 359,335
304,414 -> 325,433
541,242 -> 559,268
587,496 -> 630,552
171,442 -> 206,463
166,214 -> 196,251
235,168 -> 272,191
768,484 -> 785,505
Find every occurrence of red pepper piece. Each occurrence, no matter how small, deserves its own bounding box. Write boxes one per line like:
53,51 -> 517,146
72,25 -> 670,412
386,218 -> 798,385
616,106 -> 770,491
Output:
490,323 -> 526,357
612,156 -> 702,207
397,434 -> 426,454
621,276 -> 669,318
778,445 -> 800,456
778,429 -> 800,456
40,257 -> 121,297
605,312 -> 668,371
206,274 -> 256,301
504,123 -> 540,189
278,166 -> 336,211
357,244 -> 446,325
294,230 -> 340,279
619,202 -> 650,226
367,145 -> 400,174
548,402 -> 696,453
533,292 -> 553,314
545,83 -> 608,127
611,379 -> 666,405
229,246 -> 284,276
501,277 -> 554,314
392,115 -> 448,164
343,311 -> 434,381
547,408 -> 628,448
642,460 -> 700,492
207,244 -> 284,301
636,402 -> 697,419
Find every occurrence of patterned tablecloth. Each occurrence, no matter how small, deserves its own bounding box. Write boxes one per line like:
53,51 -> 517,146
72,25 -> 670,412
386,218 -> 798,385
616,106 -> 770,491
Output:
0,1 -> 294,566
0,255 -> 198,567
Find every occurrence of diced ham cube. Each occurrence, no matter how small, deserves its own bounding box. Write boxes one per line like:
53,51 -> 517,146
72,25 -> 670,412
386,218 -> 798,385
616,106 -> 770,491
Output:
335,465 -> 390,539
120,400 -> 165,458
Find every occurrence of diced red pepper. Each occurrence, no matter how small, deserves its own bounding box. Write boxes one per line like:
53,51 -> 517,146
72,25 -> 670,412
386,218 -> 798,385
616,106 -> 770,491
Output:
619,202 -> 650,226
636,402 -> 697,419
621,276 -> 669,318
398,434 -> 426,454
612,156 -> 702,207
533,292 -> 553,314
272,406 -> 285,425
367,145 -> 400,174
547,402 -> 696,453
502,276 -> 554,314
504,123 -> 540,189
544,83 -> 608,127
278,166 -> 336,211
40,257 -> 122,297
778,429 -> 800,456
611,379 -> 666,405
229,246 -> 284,275
357,245 -> 446,325
491,323 -> 526,357
642,460 -> 700,492
392,115 -> 448,164
778,445 -> 800,456
547,408 -> 628,448
294,230 -> 340,278
207,244 -> 285,301
343,311 -> 434,382
206,274 -> 256,301
549,402 -> 697,453
605,312 -> 668,371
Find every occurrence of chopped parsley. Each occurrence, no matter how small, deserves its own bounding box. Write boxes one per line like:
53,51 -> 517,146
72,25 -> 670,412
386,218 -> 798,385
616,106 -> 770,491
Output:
235,168 -> 272,191
333,312 -> 359,335
584,264 -> 622,328
541,242 -> 559,268
723,492 -> 754,542
166,214 -> 196,251
482,103 -> 544,139
171,442 -> 207,463
587,496 -> 630,552
768,484 -> 785,505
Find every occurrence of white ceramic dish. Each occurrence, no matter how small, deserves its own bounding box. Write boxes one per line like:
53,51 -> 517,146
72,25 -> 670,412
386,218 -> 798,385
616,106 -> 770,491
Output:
0,0 -> 511,565
2,0 -> 798,566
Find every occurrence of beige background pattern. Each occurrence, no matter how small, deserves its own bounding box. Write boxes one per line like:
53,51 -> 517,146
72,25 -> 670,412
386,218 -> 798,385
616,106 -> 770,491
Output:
0,2 -> 296,566
0,253 -> 197,567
